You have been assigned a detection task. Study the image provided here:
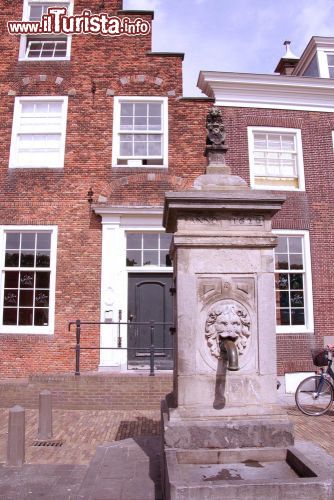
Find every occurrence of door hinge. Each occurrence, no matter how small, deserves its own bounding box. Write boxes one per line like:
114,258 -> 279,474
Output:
169,287 -> 176,296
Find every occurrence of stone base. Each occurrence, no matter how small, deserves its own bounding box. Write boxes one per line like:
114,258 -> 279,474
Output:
163,446 -> 333,500
167,404 -> 291,420
161,401 -> 332,500
161,399 -> 294,450
193,173 -> 248,191
163,419 -> 294,450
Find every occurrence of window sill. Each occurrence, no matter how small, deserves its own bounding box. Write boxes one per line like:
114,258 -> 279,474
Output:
18,57 -> 71,62
112,165 -> 168,170
127,267 -> 173,273
250,184 -> 305,192
276,328 -> 314,335
0,328 -> 54,335
9,165 -> 64,169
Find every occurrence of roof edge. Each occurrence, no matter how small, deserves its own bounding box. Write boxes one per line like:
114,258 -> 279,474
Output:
146,51 -> 185,61
118,10 -> 154,19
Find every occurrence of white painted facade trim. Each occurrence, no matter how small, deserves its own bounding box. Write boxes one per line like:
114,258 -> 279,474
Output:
0,225 -> 58,335
197,71 -> 334,112
19,0 -> 73,61
273,229 -> 314,335
97,208 -> 170,370
112,96 -> 169,169
94,206 -> 163,217
9,96 -> 68,169
293,37 -> 334,78
247,126 -> 305,192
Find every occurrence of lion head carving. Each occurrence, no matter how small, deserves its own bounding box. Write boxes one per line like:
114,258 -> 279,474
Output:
205,301 -> 251,359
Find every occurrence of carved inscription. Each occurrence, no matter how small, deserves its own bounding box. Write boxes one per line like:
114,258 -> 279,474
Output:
231,215 -> 264,226
184,216 -> 222,225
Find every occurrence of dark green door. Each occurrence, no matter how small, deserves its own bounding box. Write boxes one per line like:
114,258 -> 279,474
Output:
128,273 -> 173,370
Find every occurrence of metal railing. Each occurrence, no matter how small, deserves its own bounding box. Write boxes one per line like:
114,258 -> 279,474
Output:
68,316 -> 174,376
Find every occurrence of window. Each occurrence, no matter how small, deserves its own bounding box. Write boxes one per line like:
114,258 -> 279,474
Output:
19,1 -> 73,61
126,233 -> 172,267
248,127 -> 305,190
26,39 -> 68,59
0,227 -> 57,334
274,231 -> 313,333
9,97 -> 68,168
302,55 -> 320,78
328,54 -> 334,79
113,97 -> 168,167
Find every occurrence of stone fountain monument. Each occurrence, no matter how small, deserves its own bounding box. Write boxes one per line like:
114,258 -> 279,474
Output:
161,108 -> 333,499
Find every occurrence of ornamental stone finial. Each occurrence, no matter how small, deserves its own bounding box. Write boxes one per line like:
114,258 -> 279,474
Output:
204,107 -> 228,167
206,107 -> 227,147
193,106 -> 247,190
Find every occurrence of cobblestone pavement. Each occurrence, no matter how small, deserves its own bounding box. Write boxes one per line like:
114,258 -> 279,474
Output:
0,408 -> 160,465
0,405 -> 334,466
288,406 -> 334,458
0,405 -> 334,499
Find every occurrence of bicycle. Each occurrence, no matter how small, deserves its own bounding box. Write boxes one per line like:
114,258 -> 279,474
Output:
295,347 -> 334,416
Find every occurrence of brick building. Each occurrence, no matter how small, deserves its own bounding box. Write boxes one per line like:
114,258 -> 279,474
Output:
198,37 -> 334,382
0,0 -> 213,378
0,1 -> 333,383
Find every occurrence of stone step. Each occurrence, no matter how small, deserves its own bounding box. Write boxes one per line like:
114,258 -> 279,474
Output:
75,436 -> 162,500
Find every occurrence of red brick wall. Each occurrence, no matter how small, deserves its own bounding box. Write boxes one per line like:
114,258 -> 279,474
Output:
0,372 -> 173,409
0,0 -> 212,377
222,107 -> 334,375
0,1 -> 333,378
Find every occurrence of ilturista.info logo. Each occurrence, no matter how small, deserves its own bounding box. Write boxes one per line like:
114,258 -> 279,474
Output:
8,8 -> 151,36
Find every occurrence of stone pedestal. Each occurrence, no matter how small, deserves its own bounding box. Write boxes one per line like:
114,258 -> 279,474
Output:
162,190 -> 293,448
161,109 -> 332,498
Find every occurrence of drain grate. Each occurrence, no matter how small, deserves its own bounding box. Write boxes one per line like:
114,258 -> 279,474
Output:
32,439 -> 64,447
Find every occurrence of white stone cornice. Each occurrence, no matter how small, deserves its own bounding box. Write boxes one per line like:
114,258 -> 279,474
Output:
197,71 -> 334,112
93,205 -> 163,217
93,205 -> 164,228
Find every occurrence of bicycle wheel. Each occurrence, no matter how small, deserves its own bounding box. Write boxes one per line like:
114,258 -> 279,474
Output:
295,375 -> 333,416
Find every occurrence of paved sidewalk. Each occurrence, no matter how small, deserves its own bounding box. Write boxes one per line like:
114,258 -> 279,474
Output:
0,463 -> 86,499
0,403 -> 334,499
76,437 -> 162,500
0,408 -> 160,465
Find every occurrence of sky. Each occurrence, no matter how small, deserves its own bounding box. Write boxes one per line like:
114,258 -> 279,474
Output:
124,0 -> 334,96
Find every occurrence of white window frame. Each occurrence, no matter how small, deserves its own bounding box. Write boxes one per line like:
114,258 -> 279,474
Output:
247,126 -> 305,191
112,96 -> 168,168
19,0 -> 73,61
314,50 -> 334,79
0,225 -> 58,335
326,52 -> 334,78
126,230 -> 173,271
274,229 -> 314,334
9,96 -> 68,169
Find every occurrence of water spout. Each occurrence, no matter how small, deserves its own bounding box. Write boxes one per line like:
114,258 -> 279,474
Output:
221,339 -> 239,371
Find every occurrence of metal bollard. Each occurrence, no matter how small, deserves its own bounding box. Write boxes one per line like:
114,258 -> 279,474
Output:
150,321 -> 155,376
38,390 -> 53,441
75,319 -> 81,376
7,405 -> 25,466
